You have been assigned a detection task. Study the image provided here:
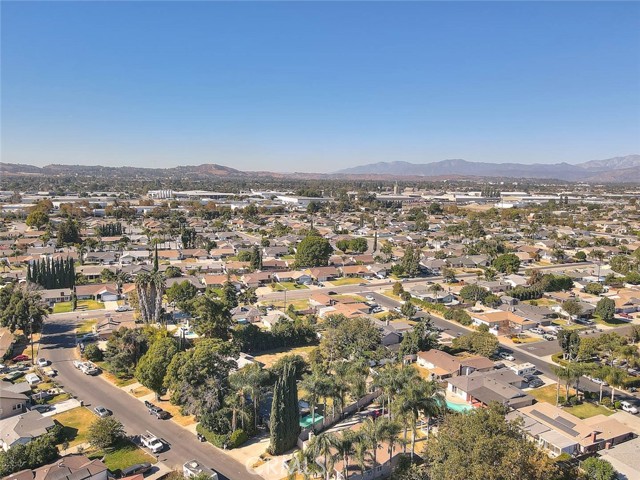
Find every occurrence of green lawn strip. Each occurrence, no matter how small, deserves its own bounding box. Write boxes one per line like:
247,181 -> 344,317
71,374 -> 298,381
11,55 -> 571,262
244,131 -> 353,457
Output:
53,303 -> 73,314
564,402 -> 613,419
53,407 -> 96,447
271,282 -> 308,291
89,439 -> 156,473
54,301 -> 105,314
330,277 -> 366,286
77,319 -> 98,334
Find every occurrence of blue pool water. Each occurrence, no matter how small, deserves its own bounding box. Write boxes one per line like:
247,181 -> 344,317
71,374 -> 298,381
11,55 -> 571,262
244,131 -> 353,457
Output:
446,400 -> 473,412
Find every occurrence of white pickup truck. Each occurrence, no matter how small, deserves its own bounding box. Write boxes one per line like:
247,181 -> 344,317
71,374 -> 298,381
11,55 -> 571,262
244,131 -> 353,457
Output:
140,433 -> 164,453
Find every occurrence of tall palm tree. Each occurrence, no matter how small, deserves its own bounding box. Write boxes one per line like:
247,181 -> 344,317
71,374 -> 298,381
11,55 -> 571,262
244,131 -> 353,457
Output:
394,378 -> 444,458
377,417 -> 403,467
135,271 -> 165,323
359,417 -> 383,469
301,372 -> 324,431
604,367 -> 627,404
240,363 -> 269,429
306,433 -> 334,480
330,429 -> 357,480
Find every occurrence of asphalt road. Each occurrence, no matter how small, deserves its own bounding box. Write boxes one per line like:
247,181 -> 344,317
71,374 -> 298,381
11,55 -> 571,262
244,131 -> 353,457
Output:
40,314 -> 262,480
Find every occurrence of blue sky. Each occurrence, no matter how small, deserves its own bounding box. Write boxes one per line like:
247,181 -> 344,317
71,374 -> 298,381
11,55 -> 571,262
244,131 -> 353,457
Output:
2,1 -> 639,172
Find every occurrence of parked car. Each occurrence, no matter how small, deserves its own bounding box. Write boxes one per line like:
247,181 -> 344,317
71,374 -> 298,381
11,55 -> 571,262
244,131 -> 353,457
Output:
31,404 -> 53,413
32,391 -> 52,402
499,352 -> 515,361
591,377 -> 609,386
36,358 -> 49,367
148,404 -> 170,419
116,305 -> 132,312
120,463 -> 152,478
529,328 -> 545,335
621,401 -> 638,414
73,360 -> 85,369
527,378 -> 544,388
4,371 -> 25,382
365,295 -> 375,301
12,354 -> 30,362
94,406 -> 111,418
543,334 -> 556,341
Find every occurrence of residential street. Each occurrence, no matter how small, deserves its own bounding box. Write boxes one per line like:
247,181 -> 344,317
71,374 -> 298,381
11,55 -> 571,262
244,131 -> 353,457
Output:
40,313 -> 263,480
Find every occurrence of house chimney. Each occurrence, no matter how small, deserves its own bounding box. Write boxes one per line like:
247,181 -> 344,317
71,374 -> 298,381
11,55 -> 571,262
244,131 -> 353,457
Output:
591,432 -> 597,443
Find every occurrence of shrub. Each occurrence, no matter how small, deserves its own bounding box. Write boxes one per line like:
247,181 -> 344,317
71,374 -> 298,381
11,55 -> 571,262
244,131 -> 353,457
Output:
614,401 -> 622,410
196,424 -> 227,448
601,397 -> 612,407
83,344 -> 103,362
228,429 -> 248,449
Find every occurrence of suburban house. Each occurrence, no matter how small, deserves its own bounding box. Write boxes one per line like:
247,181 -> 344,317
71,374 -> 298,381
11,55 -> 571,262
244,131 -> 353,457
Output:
0,411 -> 56,451
416,350 -> 494,380
447,369 -> 534,409
241,272 -> 273,288
0,328 -> 16,361
94,314 -> 137,339
39,289 -> 73,306
231,306 -> 262,324
407,285 -> 456,304
75,284 -> 118,301
0,381 -> 28,419
5,454 -> 108,480
470,310 -> 537,335
508,402 -> 634,457
308,266 -> 340,283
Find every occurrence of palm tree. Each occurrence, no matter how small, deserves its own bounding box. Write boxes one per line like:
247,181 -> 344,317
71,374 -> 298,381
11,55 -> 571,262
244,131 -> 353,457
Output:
135,271 -> 165,323
351,431 -> 370,478
306,433 -> 334,480
604,367 -> 627,404
359,417 -> 383,469
393,378 -> 444,458
377,418 -> 403,467
241,363 -> 269,429
330,429 -> 357,480
590,249 -> 606,282
301,372 -> 324,431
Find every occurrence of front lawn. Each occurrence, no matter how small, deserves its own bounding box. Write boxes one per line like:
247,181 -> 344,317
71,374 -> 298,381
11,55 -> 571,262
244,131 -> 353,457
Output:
529,384 -> 575,405
77,319 -> 97,334
564,402 -> 613,419
594,315 -> 628,326
91,439 -> 156,473
330,277 -> 367,286
54,300 -> 105,314
271,282 -> 308,291
54,407 -> 96,447
95,362 -> 137,388
253,345 -> 317,368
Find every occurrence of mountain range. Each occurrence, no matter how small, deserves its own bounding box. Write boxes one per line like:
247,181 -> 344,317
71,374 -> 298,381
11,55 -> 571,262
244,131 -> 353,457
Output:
1,155 -> 638,183
335,155 -> 640,183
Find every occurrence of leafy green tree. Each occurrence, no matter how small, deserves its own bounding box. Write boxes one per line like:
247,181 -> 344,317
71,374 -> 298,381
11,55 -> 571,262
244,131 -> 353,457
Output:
584,282 -> 604,295
459,284 -> 489,303
423,404 -> 558,480
392,282 -> 404,296
192,295 -> 232,339
492,253 -> 521,274
136,337 -> 178,398
319,316 -> 381,362
401,245 -> 421,277
0,435 -> 58,477
269,360 -> 300,455
349,237 -> 368,253
581,456 -> 616,480
26,210 -> 49,229
295,236 -> 333,268
222,278 -> 238,308
563,299 -> 583,322
595,297 -> 615,323
164,338 -> 237,416
88,417 -> 125,450
56,217 -> 81,246
84,343 -> 103,362
0,283 -> 48,334
166,280 -> 198,312
558,330 -> 581,361
401,301 -> 417,318
610,255 -> 631,274
250,245 -> 262,270
335,239 -> 350,253
398,317 -> 439,356
452,331 -> 499,357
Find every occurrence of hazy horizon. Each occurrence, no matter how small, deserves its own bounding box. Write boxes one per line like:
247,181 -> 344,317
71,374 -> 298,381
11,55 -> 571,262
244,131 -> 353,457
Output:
2,2 -> 639,173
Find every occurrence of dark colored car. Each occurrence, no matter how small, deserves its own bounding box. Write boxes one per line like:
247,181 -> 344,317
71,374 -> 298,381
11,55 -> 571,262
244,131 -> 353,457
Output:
120,463 -> 152,478
527,378 -> 544,388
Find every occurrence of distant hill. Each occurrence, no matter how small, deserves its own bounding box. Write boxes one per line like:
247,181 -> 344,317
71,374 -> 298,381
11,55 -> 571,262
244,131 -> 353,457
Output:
335,155 -> 640,182
1,154 -> 638,183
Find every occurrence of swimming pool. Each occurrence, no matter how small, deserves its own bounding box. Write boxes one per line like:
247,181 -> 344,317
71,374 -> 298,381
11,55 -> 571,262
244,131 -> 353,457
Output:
300,414 -> 324,428
446,400 -> 473,412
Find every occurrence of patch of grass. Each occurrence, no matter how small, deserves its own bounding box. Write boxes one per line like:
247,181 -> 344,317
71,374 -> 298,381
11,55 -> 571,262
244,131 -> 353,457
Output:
381,290 -> 402,300
130,385 -> 152,398
95,362 -> 136,388
91,439 -> 156,473
253,345 -> 317,368
564,402 -> 613,419
46,393 -> 71,405
54,301 -> 105,314
330,277 -> 366,286
154,397 -> 196,426
77,320 -> 97,334
271,282 -> 309,291
594,315 -> 628,326
54,407 -> 96,447
333,294 -> 366,303
265,299 -> 309,311
529,384 -> 575,405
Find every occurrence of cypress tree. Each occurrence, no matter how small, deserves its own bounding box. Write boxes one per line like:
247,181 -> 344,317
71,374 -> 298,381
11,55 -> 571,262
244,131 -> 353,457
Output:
268,361 -> 300,455
153,243 -> 159,272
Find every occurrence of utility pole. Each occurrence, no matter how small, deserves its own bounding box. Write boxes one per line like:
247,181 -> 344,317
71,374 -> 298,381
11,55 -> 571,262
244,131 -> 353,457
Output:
284,289 -> 287,311
30,318 -> 35,365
